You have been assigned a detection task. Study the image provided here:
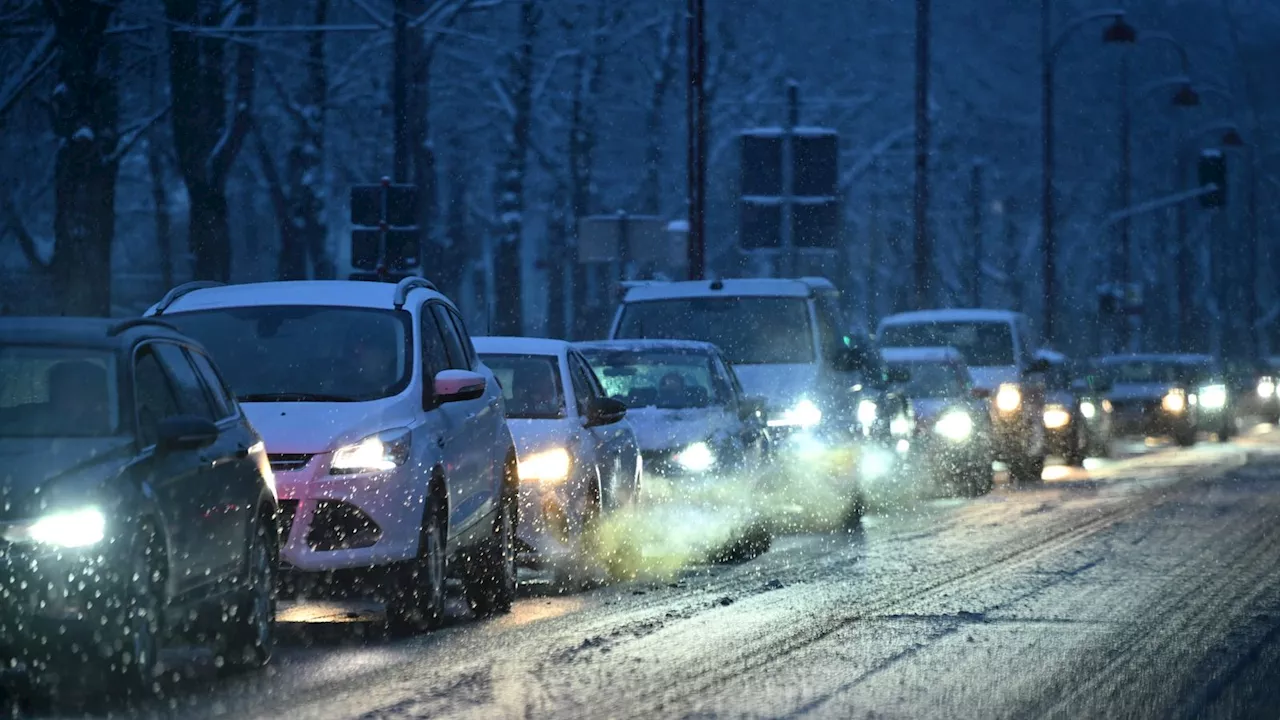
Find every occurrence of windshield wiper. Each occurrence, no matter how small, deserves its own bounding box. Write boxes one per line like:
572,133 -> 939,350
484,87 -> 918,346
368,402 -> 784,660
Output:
236,392 -> 357,403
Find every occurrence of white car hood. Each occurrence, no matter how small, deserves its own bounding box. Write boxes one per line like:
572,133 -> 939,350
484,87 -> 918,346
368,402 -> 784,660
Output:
968,366 -> 1020,391
242,401 -> 414,455
625,406 -> 735,452
732,363 -> 819,409
505,417 -> 577,457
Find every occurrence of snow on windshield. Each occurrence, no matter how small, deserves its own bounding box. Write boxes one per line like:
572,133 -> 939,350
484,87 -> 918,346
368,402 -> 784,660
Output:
580,349 -> 728,409
614,297 -> 813,365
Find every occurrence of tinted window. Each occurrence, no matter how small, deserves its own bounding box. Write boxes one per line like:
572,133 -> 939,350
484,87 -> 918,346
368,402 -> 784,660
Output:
134,347 -> 181,447
153,343 -> 216,420
446,308 -> 478,369
431,305 -> 468,370
580,348 -> 729,410
0,345 -> 121,438
568,354 -> 597,416
893,361 -> 967,398
421,313 -> 451,382
879,321 -> 1015,366
188,350 -> 236,420
479,354 -> 565,419
615,297 -> 814,365
165,306 -> 413,402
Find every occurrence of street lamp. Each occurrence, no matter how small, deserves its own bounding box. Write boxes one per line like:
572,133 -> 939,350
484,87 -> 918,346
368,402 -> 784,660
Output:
1041,4 -> 1136,343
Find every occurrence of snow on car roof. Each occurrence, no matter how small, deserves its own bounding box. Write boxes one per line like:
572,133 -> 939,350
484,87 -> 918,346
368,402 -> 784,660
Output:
1036,348 -> 1067,363
152,280 -> 447,314
622,278 -> 813,302
1097,353 -> 1215,366
882,346 -> 965,365
878,308 -> 1024,327
473,336 -> 569,357
575,339 -> 721,355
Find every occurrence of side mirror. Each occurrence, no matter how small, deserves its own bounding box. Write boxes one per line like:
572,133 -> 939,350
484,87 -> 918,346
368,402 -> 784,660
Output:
156,415 -> 219,452
971,387 -> 991,400
1024,358 -> 1051,376
739,395 -> 767,421
586,396 -> 627,427
886,366 -> 911,384
434,369 -> 486,405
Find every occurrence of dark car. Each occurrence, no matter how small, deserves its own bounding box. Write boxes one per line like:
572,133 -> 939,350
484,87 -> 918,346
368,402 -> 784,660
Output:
1039,350 -> 1113,465
1098,354 -> 1232,446
0,318 -> 279,696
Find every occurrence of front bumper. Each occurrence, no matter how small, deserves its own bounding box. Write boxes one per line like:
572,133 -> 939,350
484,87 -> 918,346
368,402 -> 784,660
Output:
514,474 -> 594,565
1109,400 -> 1192,437
271,452 -> 427,574
990,410 -> 1043,460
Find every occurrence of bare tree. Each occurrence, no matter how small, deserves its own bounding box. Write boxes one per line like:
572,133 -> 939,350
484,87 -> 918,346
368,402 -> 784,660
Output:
165,0 -> 259,282
639,4 -> 681,215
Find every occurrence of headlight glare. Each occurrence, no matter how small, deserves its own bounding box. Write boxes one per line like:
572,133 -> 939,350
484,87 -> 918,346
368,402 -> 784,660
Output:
1162,389 -> 1187,414
1200,384 -> 1228,410
1257,378 -> 1276,399
5,508 -> 107,548
330,428 -> 411,474
935,410 -> 974,441
1043,405 -> 1072,429
995,384 -> 1022,413
856,399 -> 879,427
769,398 -> 823,428
518,447 -> 572,483
674,442 -> 715,472
1080,401 -> 1097,420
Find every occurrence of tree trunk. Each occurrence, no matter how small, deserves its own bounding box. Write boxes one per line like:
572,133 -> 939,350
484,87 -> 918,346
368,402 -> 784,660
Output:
187,184 -> 232,282
492,0 -> 537,335
640,8 -> 681,215
147,139 -> 174,290
295,0 -> 333,280
44,0 -> 120,316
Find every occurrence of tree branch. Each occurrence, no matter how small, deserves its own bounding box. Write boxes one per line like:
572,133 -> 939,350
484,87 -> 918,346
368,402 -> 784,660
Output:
0,25 -> 55,119
108,102 -> 172,164
1,194 -> 50,271
208,0 -> 258,182
250,120 -> 289,222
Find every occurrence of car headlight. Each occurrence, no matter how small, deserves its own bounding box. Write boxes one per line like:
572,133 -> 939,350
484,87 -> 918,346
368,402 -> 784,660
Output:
769,398 -> 823,428
856,399 -> 878,427
518,447 -> 572,483
1162,389 -> 1187,414
1043,405 -> 1072,430
1199,384 -> 1227,410
1257,378 -> 1276,399
995,384 -> 1022,413
935,410 -> 974,441
330,428 -> 412,474
1102,399 -> 1113,413
1080,401 -> 1097,420
890,415 -> 911,437
674,441 -> 715,472
3,507 -> 106,548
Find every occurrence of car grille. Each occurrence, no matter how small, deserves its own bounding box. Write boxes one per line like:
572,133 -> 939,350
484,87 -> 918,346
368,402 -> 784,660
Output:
1112,399 -> 1160,417
278,499 -> 300,545
306,501 -> 382,551
269,453 -> 313,472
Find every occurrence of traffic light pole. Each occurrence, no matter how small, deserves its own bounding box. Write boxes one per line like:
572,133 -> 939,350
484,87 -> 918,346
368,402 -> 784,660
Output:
685,0 -> 706,281
912,0 -> 932,310
779,81 -> 798,278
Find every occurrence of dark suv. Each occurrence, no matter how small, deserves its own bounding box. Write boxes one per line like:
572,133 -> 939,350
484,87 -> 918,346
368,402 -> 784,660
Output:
0,318 -> 279,696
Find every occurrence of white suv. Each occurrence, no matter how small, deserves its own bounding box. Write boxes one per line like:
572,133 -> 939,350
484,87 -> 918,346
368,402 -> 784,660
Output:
145,278 -> 518,632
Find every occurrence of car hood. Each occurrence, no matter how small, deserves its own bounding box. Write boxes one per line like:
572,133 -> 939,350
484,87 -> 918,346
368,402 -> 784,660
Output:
242,402 -> 416,455
1108,383 -> 1173,402
732,364 -> 820,410
625,407 -> 735,452
505,418 -> 578,457
0,436 -> 136,520
967,366 -> 1020,391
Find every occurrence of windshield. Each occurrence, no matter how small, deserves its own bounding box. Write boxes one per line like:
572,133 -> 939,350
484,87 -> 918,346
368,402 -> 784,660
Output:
614,297 -> 814,365
879,321 -> 1014,366
480,354 -> 566,420
894,361 -> 968,398
580,349 -> 727,409
1103,360 -> 1209,385
164,306 -> 413,402
0,345 -> 121,437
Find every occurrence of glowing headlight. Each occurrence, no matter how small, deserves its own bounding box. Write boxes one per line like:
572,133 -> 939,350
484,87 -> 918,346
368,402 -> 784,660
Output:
1043,405 -> 1072,430
890,415 -> 911,437
674,442 -> 715,472
330,428 -> 411,474
995,384 -> 1022,413
1199,384 -> 1228,410
1258,379 -> 1276,399
856,399 -> 879,427
518,447 -> 572,483
935,410 -> 974,441
769,398 -> 823,428
1162,389 -> 1187,414
1102,399 -> 1113,413
3,508 -> 107,548
1080,401 -> 1097,420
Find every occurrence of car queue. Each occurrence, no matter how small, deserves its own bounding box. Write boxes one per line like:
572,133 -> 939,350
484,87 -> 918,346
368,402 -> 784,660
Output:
0,274 -> 1249,700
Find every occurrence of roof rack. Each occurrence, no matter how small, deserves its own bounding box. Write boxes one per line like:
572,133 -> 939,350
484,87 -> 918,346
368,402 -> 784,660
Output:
392,276 -> 438,309
107,317 -> 177,337
152,281 -> 226,316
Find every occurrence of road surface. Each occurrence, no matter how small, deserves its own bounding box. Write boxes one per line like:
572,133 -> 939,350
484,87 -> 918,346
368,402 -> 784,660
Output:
25,431 -> 1280,719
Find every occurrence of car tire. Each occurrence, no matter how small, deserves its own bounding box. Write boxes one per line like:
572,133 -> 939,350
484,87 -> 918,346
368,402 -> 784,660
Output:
464,457 -> 517,618
218,519 -> 276,673
1174,427 -> 1197,447
386,494 -> 447,635
1010,455 -> 1044,484
1218,419 -> 1234,443
1065,427 -> 1087,467
963,466 -> 994,497
97,526 -> 163,699
841,491 -> 866,531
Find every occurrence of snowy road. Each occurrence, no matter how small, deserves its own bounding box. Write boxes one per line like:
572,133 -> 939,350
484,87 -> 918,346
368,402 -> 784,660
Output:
39,431 -> 1280,718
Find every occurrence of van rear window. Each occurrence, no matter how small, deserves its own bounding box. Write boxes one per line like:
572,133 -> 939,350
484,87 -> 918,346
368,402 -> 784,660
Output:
614,297 -> 814,365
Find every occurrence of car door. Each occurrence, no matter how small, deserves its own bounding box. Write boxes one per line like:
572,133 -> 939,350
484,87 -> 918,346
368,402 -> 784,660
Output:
425,302 -> 491,533
150,342 -> 243,586
721,354 -> 765,463
132,343 -> 214,598
442,305 -> 504,488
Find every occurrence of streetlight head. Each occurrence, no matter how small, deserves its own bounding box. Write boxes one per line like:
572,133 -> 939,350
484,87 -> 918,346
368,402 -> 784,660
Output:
1172,84 -> 1201,107
1222,128 -> 1245,147
1103,16 -> 1138,44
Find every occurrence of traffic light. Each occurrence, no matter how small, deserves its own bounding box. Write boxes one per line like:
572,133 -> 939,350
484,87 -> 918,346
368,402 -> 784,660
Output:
349,181 -> 421,276
738,128 -> 841,251
1198,150 -> 1227,208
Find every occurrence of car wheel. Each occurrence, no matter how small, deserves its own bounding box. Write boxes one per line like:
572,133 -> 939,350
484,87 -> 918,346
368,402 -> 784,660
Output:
97,526 -> 162,699
386,495 -> 447,635
465,458 -> 517,618
841,490 -> 866,531
1010,455 -> 1044,484
218,519 -> 276,673
1066,426 -> 1087,467
1174,427 -> 1197,447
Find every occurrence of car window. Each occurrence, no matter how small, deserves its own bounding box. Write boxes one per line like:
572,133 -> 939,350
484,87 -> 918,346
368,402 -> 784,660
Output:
188,349 -> 236,421
152,343 -> 217,421
430,304 -> 468,370
615,297 -> 815,365
814,297 -> 844,364
479,353 -> 566,419
0,344 -> 121,438
879,321 -> 1015,367
134,346 -> 182,447
420,311 -> 451,383
568,353 -> 597,416
580,348 -> 729,410
446,307 -> 479,369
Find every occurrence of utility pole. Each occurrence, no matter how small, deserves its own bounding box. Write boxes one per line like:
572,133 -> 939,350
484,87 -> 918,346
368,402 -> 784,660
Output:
1174,144 -> 1191,351
969,159 -> 984,307
685,0 -> 707,280
912,0 -> 932,309
779,80 -> 799,278
392,0 -> 410,183
1040,0 -> 1056,342
1117,51 -> 1133,352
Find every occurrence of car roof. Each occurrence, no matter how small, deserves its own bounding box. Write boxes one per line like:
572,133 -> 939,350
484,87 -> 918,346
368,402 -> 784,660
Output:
878,308 -> 1024,328
575,339 -> 722,355
148,280 -> 448,315
1097,353 -> 1216,366
473,336 -> 569,357
882,346 -> 965,365
621,278 -> 815,302
1036,348 -> 1068,364
0,316 -> 193,350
